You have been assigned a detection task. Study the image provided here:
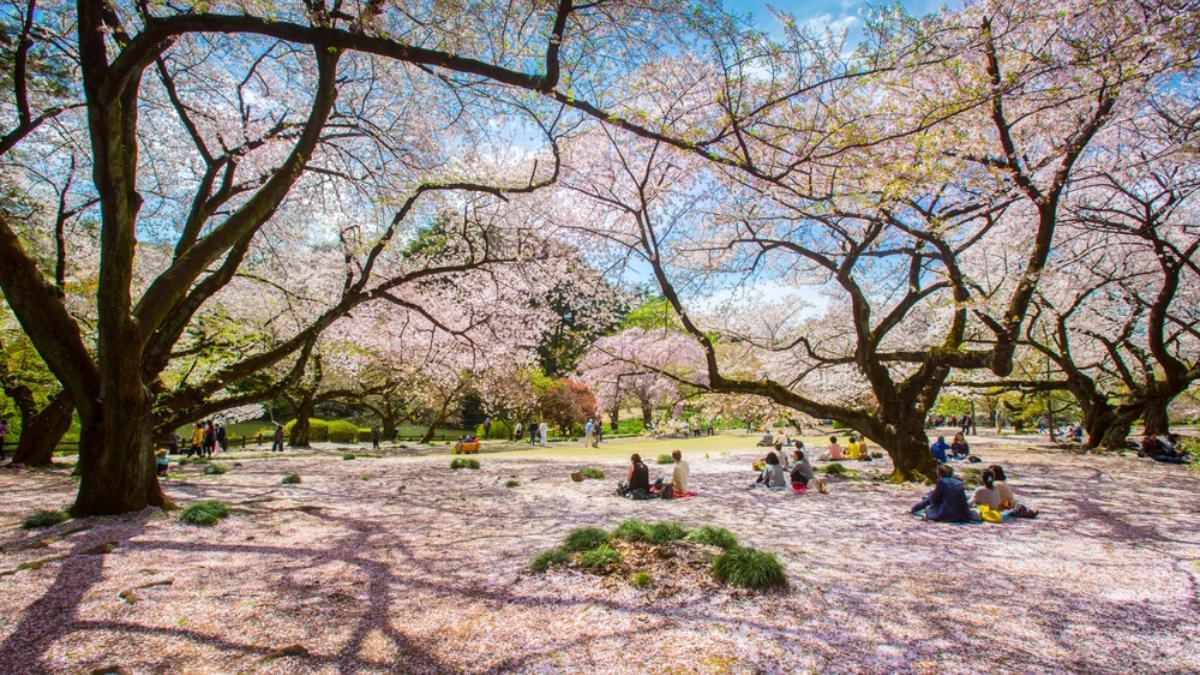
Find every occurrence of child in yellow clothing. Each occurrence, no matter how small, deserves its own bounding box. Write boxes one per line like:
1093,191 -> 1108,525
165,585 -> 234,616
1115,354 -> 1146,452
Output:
845,436 -> 861,460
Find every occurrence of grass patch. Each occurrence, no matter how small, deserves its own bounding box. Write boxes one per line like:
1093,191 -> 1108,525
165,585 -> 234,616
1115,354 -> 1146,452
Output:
656,454 -> 673,465
688,525 -> 738,550
504,479 -> 520,488
823,462 -> 848,476
578,544 -> 623,569
647,521 -> 689,544
530,547 -> 569,572
203,463 -> 227,475
612,518 -> 652,543
178,500 -> 230,526
630,571 -> 653,588
578,466 -> 605,480
450,458 -> 480,470
563,526 -> 610,552
712,547 -> 788,589
281,473 -> 302,485
21,509 -> 69,529
342,453 -> 356,460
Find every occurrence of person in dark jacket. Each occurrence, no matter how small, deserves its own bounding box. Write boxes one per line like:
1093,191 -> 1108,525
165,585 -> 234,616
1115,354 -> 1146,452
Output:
272,423 -> 285,452
626,453 -> 650,491
1141,433 -> 1187,463
929,436 -> 950,463
911,464 -> 972,522
371,426 -> 381,449
202,421 -> 216,457
215,422 -> 228,452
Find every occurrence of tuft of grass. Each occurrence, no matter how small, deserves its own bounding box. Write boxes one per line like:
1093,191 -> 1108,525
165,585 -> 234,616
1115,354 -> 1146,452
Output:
450,458 -> 480,470
612,518 -> 652,543
359,474 -> 371,481
577,466 -> 605,480
563,526 -> 610,552
178,500 -> 230,526
21,509 -> 69,529
203,463 -> 227,475
504,479 -> 520,488
342,453 -> 356,460
630,571 -> 653,589
688,525 -> 739,550
281,473 -> 302,485
656,454 -> 673,465
647,521 -> 689,544
530,547 -> 569,572
823,462 -> 848,476
578,544 -> 623,569
712,547 -> 787,590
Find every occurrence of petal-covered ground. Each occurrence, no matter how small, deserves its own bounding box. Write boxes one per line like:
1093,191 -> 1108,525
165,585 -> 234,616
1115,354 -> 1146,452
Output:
0,437 -> 1197,673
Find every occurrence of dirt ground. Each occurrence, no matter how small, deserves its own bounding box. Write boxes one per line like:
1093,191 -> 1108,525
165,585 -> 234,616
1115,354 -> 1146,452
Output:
0,436 -> 1197,673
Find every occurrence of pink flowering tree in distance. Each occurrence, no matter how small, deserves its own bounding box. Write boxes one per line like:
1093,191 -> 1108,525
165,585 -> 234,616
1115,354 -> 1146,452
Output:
578,327 -> 705,429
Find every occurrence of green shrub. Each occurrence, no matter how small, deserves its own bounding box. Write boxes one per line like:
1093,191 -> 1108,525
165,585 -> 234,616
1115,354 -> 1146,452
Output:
630,571 -> 653,589
21,509 -> 69,529
823,462 -> 848,476
530,547 -> 569,572
475,419 -> 513,439
563,526 -> 610,552
282,473 -> 302,485
656,454 -> 673,465
712,547 -> 787,589
203,463 -> 227,475
578,544 -> 623,569
647,521 -> 688,544
450,458 -> 480,470
688,525 -> 738,550
612,518 -> 652,543
504,479 -> 520,488
578,467 -> 605,480
179,500 -> 230,526
282,418 -> 330,442
327,420 -> 360,443
342,453 -> 357,460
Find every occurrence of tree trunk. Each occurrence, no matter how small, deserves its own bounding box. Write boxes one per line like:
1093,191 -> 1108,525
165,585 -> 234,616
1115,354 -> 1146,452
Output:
289,398 -> 315,448
608,405 -> 619,432
419,416 -> 443,444
1142,397 -> 1170,436
13,392 -> 74,466
868,414 -> 937,482
381,412 -> 398,442
71,399 -> 171,517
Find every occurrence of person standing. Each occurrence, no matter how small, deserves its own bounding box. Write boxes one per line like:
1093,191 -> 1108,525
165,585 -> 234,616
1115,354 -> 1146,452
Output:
483,417 -> 492,439
189,422 -> 205,458
538,420 -> 548,446
202,421 -> 216,457
0,417 -> 8,461
371,425 -> 381,449
215,422 -> 228,452
513,421 -> 522,443
272,423 -> 285,452
594,420 -> 603,446
584,418 -> 594,447
529,421 -> 537,444
168,431 -> 180,455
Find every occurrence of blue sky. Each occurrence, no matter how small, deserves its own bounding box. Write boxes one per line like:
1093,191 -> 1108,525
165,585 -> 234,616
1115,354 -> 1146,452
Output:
725,0 -> 955,41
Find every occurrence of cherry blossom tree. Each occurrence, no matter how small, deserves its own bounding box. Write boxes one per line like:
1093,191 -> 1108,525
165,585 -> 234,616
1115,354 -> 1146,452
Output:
578,327 -> 703,429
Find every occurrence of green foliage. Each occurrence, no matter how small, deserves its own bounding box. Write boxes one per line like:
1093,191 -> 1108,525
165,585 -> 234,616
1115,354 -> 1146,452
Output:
656,454 -> 673,465
327,419 -> 360,443
563,526 -> 610,552
530,547 -> 569,572
688,525 -> 739,550
179,500 -> 230,526
712,547 -> 787,589
932,395 -> 972,417
450,458 -> 480,470
21,509 -> 69,529
202,463 -> 227,475
630,571 -> 653,588
475,419 -> 513,439
647,521 -> 688,544
282,418 -> 330,442
578,466 -> 605,480
621,296 -> 681,331
504,479 -> 520,488
578,544 -> 623,569
281,473 -> 302,485
830,420 -> 847,429
342,453 -> 357,460
824,463 -> 848,476
612,518 -> 652,543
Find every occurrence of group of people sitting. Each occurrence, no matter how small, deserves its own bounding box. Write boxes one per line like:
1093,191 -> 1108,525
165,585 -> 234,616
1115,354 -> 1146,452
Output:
750,442 -> 828,494
1139,433 -> 1192,464
617,450 -> 693,500
929,432 -> 977,463
911,463 -> 1038,523
819,435 -> 873,462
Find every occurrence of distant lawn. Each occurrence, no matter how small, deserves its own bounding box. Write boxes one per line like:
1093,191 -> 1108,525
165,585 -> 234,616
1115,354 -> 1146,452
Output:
488,432 -> 826,461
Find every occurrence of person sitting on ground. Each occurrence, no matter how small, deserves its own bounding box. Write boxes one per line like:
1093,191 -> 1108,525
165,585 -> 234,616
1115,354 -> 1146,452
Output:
670,450 -> 690,495
155,450 -> 170,478
821,436 -> 845,461
1071,424 -> 1084,443
752,451 -> 788,490
910,464 -> 972,523
1141,433 -> 1188,463
950,432 -> 970,460
627,453 -> 651,493
929,435 -> 950,463
969,468 -> 1002,510
987,464 -> 1039,517
757,431 -> 774,447
845,435 -> 861,460
787,448 -> 826,494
